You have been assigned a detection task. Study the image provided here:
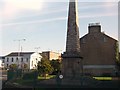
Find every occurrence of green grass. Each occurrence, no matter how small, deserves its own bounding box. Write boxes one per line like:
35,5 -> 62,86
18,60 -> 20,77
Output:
38,75 -> 56,80
10,75 -> 56,86
93,77 -> 112,80
12,78 -> 35,85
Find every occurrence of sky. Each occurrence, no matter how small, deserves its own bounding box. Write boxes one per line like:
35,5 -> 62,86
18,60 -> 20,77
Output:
0,0 -> 119,56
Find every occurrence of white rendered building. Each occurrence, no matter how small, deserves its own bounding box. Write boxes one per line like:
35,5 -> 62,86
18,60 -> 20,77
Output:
4,52 -> 42,70
0,57 -> 5,69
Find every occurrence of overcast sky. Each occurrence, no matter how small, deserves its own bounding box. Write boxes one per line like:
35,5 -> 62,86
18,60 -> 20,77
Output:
0,0 -> 119,56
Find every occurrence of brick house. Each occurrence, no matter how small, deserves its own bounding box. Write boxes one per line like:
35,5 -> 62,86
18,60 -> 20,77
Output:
41,51 -> 61,60
80,23 -> 118,76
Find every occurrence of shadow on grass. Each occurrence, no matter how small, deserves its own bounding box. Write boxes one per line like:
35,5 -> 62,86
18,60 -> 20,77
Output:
5,76 -> 120,89
11,78 -> 34,86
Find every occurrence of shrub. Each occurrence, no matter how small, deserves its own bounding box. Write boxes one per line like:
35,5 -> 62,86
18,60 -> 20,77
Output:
22,70 -> 38,80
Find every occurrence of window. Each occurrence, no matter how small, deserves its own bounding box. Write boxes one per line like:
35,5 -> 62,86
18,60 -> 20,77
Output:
7,64 -> 9,67
16,57 -> 18,62
7,58 -> 9,62
2,60 -> 4,63
32,61 -> 33,66
21,58 -> 23,62
26,58 -> 28,62
11,58 -> 14,62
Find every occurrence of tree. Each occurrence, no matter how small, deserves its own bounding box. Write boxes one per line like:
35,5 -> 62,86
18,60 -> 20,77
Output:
21,63 -> 28,69
50,59 -> 61,74
115,42 -> 120,71
37,58 -> 53,77
21,63 -> 28,73
115,41 -> 119,62
9,64 -> 18,70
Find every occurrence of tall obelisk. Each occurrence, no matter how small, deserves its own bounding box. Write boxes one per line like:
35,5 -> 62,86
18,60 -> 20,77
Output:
66,0 -> 80,54
61,0 -> 82,81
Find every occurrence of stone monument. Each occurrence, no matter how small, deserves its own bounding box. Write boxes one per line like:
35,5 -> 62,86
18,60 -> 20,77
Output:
61,0 -> 83,85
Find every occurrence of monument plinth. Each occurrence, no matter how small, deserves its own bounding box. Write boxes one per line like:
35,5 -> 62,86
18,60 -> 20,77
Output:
61,0 -> 83,85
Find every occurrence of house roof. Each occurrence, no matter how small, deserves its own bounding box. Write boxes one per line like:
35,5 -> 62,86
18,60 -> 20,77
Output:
0,56 -> 5,59
5,52 -> 34,57
80,32 -> 117,42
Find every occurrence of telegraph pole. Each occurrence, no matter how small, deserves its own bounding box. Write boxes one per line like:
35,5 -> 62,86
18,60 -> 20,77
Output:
14,39 -> 26,69
34,47 -> 41,53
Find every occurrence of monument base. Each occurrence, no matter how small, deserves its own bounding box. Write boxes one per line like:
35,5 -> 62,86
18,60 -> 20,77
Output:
61,52 -> 83,78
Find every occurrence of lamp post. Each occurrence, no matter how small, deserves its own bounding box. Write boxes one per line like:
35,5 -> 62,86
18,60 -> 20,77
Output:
14,39 -> 26,69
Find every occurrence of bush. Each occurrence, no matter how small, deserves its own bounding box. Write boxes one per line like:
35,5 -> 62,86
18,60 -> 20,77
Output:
101,73 -> 112,77
9,64 -> 18,70
37,58 -> 53,76
22,71 -> 38,80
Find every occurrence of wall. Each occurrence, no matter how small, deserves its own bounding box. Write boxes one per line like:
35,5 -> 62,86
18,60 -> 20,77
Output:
4,56 -> 30,69
0,60 -> 2,68
80,25 -> 117,76
49,52 -> 61,60
30,53 -> 42,69
41,51 -> 61,60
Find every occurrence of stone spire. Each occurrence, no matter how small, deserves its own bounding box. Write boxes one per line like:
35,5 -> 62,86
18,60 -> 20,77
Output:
61,0 -> 82,81
66,0 -> 80,54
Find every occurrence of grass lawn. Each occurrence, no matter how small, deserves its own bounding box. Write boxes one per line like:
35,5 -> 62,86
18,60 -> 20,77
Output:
8,76 -> 119,88
38,75 -> 56,80
12,78 -> 34,85
93,77 -> 112,80
9,75 -> 56,86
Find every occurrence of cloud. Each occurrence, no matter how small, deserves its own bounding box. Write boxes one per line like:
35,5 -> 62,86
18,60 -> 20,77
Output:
3,2 -> 117,20
39,0 -> 119,2
1,17 -> 66,26
7,0 -> 44,10
1,11 -> 117,27
1,1 -> 117,26
1,0 -> 119,19
1,2 -> 18,18
6,0 -> 42,10
80,12 -> 117,19
1,0 -> 44,18
103,0 -> 119,2
3,6 -> 67,20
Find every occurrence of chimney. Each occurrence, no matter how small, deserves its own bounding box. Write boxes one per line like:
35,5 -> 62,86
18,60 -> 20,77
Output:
88,23 -> 101,34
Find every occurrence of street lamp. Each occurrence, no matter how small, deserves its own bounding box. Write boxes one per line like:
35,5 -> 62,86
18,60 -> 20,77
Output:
14,39 -> 26,69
